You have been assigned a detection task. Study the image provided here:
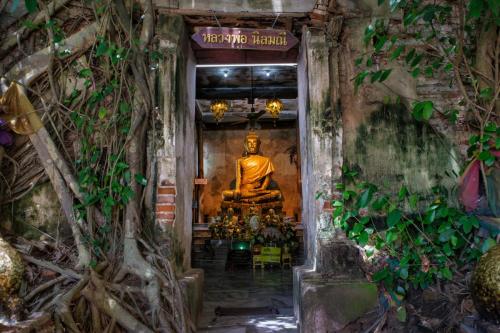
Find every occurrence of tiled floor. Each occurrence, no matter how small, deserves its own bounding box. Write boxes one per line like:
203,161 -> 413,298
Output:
195,260 -> 298,333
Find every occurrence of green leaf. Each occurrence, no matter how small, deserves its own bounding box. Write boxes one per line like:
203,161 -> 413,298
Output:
398,186 -> 408,200
387,209 -> 402,227
354,70 -> 370,91
409,194 -> 418,210
479,87 -> 493,100
403,11 -> 416,25
372,195 -> 389,211
390,45 -> 404,60
439,229 -> 454,242
445,109 -> 459,123
98,107 -> 107,119
412,101 -> 434,120
411,67 -> 420,77
422,5 -> 436,22
358,231 -> 369,246
478,150 -> 493,161
374,35 -> 388,52
481,237 -> 497,253
357,188 -> 373,208
469,135 -> 480,145
333,200 -> 344,207
22,19 -> 38,29
484,122 -> 497,132
440,267 -> 452,280
355,57 -> 363,66
410,54 -> 423,67
25,0 -> 38,13
78,68 -> 92,78
460,216 -> 473,234
379,69 -> 393,82
468,0 -> 485,18
363,25 -> 375,46
370,70 -> 383,83
405,49 -> 416,64
372,268 -> 389,282
135,173 -> 148,186
395,305 -> 407,322
95,41 -> 108,57
386,230 -> 398,243
399,267 -> 408,279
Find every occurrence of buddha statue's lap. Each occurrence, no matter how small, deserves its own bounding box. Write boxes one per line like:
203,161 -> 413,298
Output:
221,132 -> 282,204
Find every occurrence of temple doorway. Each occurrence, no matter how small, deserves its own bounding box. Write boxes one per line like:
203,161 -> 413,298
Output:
191,63 -> 303,330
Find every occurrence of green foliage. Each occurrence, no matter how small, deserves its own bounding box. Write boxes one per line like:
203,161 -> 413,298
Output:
64,32 -> 146,256
332,168 -> 495,295
24,0 -> 38,14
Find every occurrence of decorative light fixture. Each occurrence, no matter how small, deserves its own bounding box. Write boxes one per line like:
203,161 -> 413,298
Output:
265,98 -> 283,119
210,99 -> 229,123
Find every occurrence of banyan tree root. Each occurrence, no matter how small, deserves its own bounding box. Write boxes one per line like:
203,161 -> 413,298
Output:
3,235 -> 193,332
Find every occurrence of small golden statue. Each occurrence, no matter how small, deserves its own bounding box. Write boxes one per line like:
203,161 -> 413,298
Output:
222,131 -> 282,203
223,208 -> 239,228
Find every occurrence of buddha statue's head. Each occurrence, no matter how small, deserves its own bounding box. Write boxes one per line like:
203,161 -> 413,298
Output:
244,131 -> 261,155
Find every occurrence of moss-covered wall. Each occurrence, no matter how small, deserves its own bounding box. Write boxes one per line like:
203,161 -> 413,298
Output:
339,17 -> 464,200
0,182 -> 69,240
344,104 -> 461,197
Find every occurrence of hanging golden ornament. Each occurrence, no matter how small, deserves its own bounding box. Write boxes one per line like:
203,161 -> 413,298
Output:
210,100 -> 229,123
265,98 -> 283,119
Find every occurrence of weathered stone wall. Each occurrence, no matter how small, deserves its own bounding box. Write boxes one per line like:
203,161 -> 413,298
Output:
200,128 -> 301,220
156,14 -> 197,271
338,7 -> 464,199
0,182 -> 69,240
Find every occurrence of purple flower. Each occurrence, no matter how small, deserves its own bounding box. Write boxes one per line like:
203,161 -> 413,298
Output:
0,119 -> 13,147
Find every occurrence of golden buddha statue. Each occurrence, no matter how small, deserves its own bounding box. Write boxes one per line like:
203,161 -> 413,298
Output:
222,131 -> 282,203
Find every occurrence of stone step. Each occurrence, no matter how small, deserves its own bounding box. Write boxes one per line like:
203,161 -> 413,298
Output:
198,315 -> 297,333
197,326 -> 247,333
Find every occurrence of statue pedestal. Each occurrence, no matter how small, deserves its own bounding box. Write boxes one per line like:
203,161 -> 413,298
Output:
221,200 -> 283,217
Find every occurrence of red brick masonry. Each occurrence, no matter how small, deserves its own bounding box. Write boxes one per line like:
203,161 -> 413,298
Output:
156,184 -> 176,227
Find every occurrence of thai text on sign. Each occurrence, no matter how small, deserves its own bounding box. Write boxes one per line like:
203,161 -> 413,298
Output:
192,27 -> 298,51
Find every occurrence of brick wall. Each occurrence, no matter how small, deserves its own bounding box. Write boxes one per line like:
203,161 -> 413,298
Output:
156,183 -> 176,228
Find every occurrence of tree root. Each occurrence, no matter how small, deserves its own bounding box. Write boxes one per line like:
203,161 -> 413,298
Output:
82,272 -> 153,333
24,276 -> 66,302
53,275 -> 89,333
22,255 -> 81,279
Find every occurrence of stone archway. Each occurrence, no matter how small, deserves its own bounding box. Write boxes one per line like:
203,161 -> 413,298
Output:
153,4 -> 380,332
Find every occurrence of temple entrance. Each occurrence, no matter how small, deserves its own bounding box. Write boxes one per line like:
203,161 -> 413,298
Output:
156,10 -> 331,331
191,63 -> 303,331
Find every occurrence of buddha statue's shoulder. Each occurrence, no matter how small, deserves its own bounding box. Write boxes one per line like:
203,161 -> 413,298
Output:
240,154 -> 270,163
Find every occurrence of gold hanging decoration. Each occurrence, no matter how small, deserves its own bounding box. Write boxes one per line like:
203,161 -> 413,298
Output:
210,99 -> 229,123
0,83 -> 43,135
265,98 -> 283,119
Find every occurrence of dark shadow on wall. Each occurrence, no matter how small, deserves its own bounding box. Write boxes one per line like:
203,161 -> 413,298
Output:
345,103 -> 462,201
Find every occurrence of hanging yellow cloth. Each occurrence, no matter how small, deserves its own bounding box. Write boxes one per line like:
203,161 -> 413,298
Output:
0,83 -> 43,135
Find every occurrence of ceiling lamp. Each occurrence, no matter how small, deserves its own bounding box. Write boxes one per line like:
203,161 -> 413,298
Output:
265,98 -> 283,119
210,99 -> 229,123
